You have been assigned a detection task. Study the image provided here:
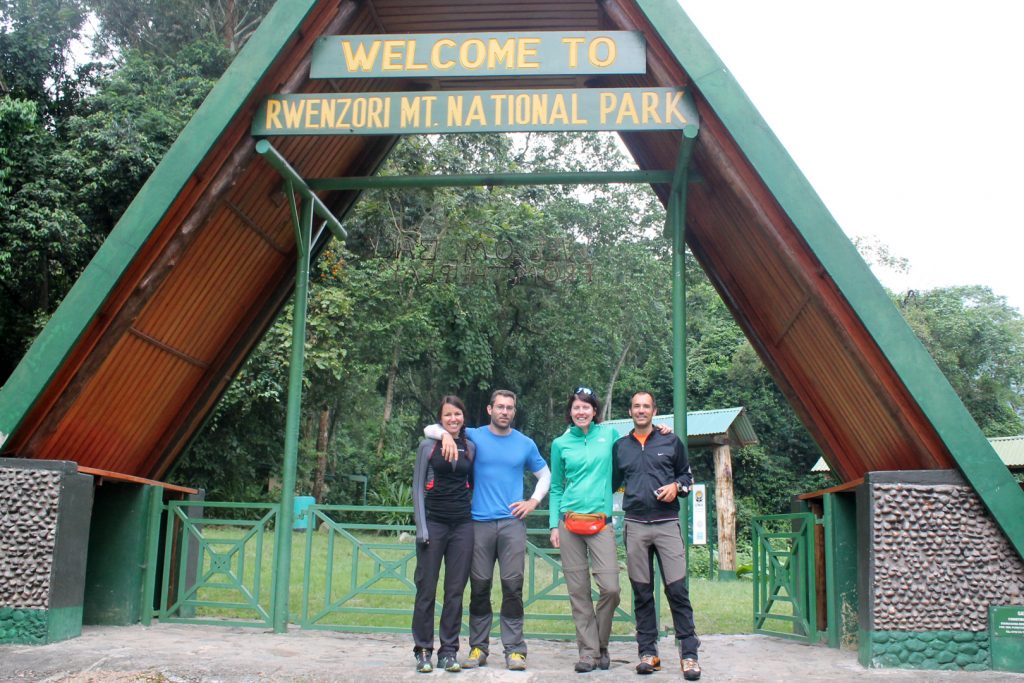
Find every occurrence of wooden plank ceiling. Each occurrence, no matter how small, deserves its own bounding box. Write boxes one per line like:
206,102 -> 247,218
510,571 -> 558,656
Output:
2,0 -> 955,483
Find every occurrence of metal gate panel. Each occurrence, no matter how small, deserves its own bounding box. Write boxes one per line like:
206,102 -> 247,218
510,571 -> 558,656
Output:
752,512 -> 817,642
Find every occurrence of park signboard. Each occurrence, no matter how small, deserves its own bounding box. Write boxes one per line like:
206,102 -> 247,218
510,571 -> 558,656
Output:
252,87 -> 696,136
253,30 -> 699,137
990,605 -> 1024,672
310,31 -> 647,79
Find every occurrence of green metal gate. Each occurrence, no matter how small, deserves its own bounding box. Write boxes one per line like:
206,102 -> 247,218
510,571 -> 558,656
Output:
145,500 -> 280,628
297,505 -> 638,638
751,512 -> 818,642
145,501 -> 659,637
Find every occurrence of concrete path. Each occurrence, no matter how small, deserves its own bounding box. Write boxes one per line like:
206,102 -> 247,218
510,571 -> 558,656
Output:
2,625 -> 1023,683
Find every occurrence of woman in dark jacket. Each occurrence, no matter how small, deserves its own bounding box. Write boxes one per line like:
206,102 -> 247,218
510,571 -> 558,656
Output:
411,395 -> 475,673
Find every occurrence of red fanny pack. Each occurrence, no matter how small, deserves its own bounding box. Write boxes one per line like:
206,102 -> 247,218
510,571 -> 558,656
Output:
563,512 -> 607,535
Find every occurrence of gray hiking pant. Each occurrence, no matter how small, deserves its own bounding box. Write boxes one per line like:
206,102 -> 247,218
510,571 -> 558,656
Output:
468,518 -> 527,655
558,520 -> 620,659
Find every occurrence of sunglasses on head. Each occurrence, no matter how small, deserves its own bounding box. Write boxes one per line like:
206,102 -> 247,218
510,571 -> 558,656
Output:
573,386 -> 595,396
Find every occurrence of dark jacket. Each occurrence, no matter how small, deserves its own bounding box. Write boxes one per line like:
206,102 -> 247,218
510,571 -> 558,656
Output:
412,436 -> 474,543
612,429 -> 693,523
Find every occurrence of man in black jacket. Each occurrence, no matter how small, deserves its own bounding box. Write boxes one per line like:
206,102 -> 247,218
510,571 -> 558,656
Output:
612,391 -> 701,681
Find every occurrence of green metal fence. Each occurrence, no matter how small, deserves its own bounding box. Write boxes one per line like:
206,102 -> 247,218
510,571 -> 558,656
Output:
298,505 -> 640,639
145,502 -> 673,637
149,501 -> 279,628
751,512 -> 818,642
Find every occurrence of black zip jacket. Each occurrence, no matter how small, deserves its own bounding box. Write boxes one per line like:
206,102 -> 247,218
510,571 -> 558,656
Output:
611,429 -> 693,523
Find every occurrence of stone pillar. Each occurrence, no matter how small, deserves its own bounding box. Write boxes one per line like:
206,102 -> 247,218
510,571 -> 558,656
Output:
713,443 -> 737,579
0,459 -> 94,644
857,470 -> 1024,671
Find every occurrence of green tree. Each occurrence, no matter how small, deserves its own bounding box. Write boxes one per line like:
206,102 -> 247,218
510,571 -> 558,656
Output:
898,285 -> 1024,436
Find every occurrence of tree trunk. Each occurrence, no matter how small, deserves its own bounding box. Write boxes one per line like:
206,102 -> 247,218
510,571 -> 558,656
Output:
601,340 -> 631,421
376,341 -> 400,457
713,443 -> 737,573
224,0 -> 236,51
312,405 -> 330,501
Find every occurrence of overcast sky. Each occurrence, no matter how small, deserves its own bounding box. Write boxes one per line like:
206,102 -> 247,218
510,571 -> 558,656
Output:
680,0 -> 1024,313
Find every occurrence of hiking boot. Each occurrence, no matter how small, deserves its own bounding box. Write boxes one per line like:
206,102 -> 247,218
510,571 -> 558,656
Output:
635,654 -> 661,674
506,652 -> 527,671
574,655 -> 596,673
461,647 -> 487,668
438,654 -> 461,672
414,649 -> 433,673
681,658 -> 702,680
598,648 -> 610,670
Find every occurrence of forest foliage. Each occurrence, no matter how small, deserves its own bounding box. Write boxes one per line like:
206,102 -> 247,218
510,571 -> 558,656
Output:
3,1 -> 1023,531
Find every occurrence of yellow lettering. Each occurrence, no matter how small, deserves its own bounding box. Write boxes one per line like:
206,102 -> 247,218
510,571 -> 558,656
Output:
549,95 -> 568,124
531,93 -> 548,125
447,95 -> 463,127
460,39 -> 486,69
422,95 -> 437,126
368,97 -> 385,128
571,93 -> 587,124
282,99 -> 303,128
350,98 -> 366,128
265,99 -> 282,129
381,39 -> 405,71
490,94 -> 508,125
488,38 -> 516,70
615,93 -> 639,125
561,37 -> 585,68
466,95 -> 487,126
589,36 -> 616,68
598,92 -> 616,123
518,37 -> 540,69
401,96 -> 421,127
341,40 -> 381,72
641,91 -> 661,124
665,91 -> 687,124
404,39 -> 428,70
321,99 -> 336,128
334,98 -> 351,128
383,98 -> 392,127
304,99 -> 321,129
431,38 -> 456,69
514,94 -> 530,126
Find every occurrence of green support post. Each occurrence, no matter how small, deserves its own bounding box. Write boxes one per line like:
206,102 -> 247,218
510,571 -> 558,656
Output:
669,131 -> 697,580
141,485 -> 164,625
272,191 -> 314,633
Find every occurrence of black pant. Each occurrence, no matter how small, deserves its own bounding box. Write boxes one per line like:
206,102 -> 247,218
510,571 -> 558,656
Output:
412,518 -> 473,655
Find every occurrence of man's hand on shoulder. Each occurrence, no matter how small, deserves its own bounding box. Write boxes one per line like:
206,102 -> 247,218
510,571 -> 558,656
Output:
509,498 -> 539,519
440,432 -> 458,461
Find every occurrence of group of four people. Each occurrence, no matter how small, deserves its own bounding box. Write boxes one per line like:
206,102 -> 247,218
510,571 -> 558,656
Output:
411,388 -> 701,679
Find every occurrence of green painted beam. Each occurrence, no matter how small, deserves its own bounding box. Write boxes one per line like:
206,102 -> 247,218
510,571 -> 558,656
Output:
0,0 -> 323,440
638,0 -> 1024,559
307,170 -> 673,190
255,140 -> 347,241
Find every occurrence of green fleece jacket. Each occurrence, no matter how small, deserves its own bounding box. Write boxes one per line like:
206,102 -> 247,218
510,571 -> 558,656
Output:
548,422 -> 618,529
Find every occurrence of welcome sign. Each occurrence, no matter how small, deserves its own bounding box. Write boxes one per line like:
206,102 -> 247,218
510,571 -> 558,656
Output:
311,32 -> 646,79
253,87 -> 696,136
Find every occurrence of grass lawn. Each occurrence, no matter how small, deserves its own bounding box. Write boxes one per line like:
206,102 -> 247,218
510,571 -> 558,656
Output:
175,525 -> 755,636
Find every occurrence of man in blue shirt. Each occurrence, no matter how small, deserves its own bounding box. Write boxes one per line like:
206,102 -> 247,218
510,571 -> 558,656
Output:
426,389 -> 550,671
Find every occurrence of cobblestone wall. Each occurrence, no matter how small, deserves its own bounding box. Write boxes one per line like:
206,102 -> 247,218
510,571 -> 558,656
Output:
0,467 -> 61,610
871,482 -> 1024,632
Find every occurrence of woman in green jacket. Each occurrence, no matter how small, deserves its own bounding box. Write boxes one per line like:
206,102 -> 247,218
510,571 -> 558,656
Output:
548,386 -> 621,673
